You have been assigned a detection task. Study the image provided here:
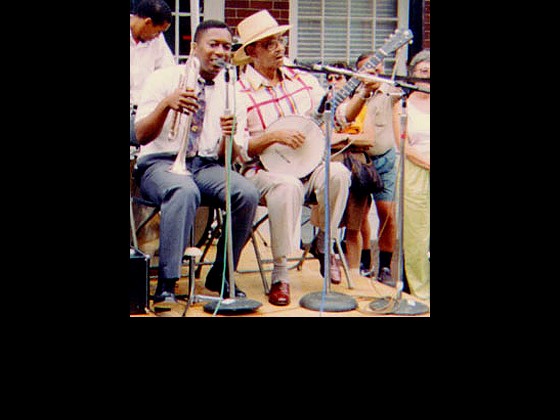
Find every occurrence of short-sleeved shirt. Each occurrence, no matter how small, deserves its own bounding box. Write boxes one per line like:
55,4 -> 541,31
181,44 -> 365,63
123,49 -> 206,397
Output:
337,83 -> 402,156
130,24 -> 174,106
135,63 -> 249,161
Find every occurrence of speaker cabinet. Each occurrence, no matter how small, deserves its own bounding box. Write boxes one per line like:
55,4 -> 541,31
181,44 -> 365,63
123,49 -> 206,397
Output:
130,248 -> 149,314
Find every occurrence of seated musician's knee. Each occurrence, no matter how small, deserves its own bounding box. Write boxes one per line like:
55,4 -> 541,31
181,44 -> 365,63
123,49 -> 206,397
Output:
164,185 -> 200,210
329,161 -> 352,185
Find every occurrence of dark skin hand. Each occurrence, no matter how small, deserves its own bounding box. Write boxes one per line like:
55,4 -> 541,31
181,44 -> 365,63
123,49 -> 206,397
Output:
248,129 -> 306,158
217,114 -> 242,161
168,87 -> 200,116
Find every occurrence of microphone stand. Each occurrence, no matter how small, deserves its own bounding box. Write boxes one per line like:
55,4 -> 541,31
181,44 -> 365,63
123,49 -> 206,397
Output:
203,64 -> 262,315
288,62 -> 430,94
299,97 -> 358,313
368,87 -> 430,315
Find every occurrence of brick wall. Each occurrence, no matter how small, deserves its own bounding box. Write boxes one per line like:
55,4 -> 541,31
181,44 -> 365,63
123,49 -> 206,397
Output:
423,0 -> 430,49
224,0 -> 290,36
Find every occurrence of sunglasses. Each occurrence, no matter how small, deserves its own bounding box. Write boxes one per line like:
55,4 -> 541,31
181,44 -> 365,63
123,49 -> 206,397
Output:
327,74 -> 345,82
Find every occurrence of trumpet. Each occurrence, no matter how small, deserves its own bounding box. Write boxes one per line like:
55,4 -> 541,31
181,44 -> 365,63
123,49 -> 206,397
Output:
168,55 -> 201,175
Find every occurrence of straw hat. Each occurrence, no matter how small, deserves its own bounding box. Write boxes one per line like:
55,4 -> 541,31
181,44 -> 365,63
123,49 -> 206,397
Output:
232,10 -> 291,66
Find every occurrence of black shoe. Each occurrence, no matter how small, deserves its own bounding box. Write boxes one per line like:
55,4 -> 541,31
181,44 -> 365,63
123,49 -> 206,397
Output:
309,236 -> 326,277
309,236 -> 341,283
153,291 -> 178,311
377,267 -> 396,287
360,260 -> 374,278
205,277 -> 247,298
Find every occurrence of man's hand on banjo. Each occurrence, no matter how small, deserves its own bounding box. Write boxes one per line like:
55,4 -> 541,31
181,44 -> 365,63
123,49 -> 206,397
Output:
272,129 -> 306,149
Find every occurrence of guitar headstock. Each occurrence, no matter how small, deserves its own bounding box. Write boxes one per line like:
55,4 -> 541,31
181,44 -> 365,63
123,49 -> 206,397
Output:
330,28 -> 414,111
378,28 -> 414,56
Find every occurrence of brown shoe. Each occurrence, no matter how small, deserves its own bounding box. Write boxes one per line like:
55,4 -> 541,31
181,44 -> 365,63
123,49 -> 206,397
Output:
268,282 -> 290,306
330,255 -> 342,285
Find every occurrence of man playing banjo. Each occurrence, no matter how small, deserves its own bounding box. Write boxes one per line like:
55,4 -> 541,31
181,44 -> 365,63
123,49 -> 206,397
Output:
232,10 -> 352,306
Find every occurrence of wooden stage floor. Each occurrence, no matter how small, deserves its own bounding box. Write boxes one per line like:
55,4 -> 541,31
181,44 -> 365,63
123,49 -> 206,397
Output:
130,231 -> 430,318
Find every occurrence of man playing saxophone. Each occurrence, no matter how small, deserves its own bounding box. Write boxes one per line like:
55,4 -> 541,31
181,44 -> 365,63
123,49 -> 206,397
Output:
134,20 -> 259,309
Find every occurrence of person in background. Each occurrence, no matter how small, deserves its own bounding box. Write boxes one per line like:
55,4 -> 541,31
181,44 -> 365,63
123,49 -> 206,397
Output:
334,53 -> 402,287
134,19 -> 259,309
400,49 -> 430,301
130,0 -> 174,144
324,61 -> 376,280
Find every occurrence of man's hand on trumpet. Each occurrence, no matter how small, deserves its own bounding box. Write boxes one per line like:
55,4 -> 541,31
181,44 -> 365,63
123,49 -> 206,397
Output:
168,87 -> 200,115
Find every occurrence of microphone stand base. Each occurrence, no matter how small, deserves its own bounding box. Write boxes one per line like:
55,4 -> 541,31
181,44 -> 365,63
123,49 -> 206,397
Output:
203,298 -> 262,315
299,291 -> 358,313
369,297 -> 429,315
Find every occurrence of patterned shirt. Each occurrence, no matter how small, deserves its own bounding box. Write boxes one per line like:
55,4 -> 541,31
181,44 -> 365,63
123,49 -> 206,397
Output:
236,64 -> 327,174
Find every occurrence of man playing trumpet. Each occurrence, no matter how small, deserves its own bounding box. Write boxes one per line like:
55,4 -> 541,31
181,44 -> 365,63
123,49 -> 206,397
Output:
134,20 -> 259,309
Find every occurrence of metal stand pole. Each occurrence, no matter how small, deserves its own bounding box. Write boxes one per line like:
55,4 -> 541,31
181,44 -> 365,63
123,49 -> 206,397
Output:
203,64 -> 262,315
299,100 -> 358,313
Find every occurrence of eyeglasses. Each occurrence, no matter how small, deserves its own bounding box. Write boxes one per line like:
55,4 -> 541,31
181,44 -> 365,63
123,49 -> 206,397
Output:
327,74 -> 345,82
256,36 -> 288,52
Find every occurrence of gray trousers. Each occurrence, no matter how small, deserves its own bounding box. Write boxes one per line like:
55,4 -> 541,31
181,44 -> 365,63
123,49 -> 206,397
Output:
135,154 -> 259,281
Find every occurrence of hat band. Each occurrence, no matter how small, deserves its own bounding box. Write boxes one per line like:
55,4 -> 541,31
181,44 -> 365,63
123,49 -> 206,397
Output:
241,25 -> 286,47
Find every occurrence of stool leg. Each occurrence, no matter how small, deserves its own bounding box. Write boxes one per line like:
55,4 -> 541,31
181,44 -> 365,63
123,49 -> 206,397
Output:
130,194 -> 139,249
182,255 -> 196,317
250,231 -> 270,295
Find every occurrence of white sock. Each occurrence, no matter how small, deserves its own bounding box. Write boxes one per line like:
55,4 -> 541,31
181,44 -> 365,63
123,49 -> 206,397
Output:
271,257 -> 289,285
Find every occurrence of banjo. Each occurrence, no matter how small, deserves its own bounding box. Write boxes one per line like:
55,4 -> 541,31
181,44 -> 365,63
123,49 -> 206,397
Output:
260,28 -> 414,178
260,115 -> 325,179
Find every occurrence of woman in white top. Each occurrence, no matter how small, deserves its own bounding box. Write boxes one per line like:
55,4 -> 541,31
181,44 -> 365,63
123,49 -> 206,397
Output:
401,49 -> 430,301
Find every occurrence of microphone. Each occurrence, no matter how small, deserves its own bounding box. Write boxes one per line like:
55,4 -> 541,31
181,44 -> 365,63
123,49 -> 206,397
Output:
311,63 -> 391,84
315,85 -> 333,116
284,62 -> 315,72
314,64 -> 430,94
214,58 -> 233,70
287,61 -> 429,93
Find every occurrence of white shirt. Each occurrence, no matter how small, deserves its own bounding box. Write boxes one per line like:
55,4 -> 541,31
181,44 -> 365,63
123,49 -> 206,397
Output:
406,100 -> 430,158
135,63 -> 250,160
130,22 -> 174,106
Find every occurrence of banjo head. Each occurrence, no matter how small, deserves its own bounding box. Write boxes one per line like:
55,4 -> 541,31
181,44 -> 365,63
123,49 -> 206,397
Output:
260,115 -> 325,179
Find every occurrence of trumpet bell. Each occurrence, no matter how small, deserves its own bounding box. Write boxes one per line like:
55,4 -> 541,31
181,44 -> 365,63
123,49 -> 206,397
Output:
168,159 -> 192,176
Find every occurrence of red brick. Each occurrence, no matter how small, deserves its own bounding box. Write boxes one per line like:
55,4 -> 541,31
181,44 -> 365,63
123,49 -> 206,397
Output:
273,1 -> 290,10
250,1 -> 274,9
236,8 -> 260,18
226,0 -> 250,8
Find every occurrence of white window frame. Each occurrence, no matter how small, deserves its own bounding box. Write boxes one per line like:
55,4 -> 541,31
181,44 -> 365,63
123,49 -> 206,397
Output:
169,0 -> 225,63
289,0 -> 410,75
